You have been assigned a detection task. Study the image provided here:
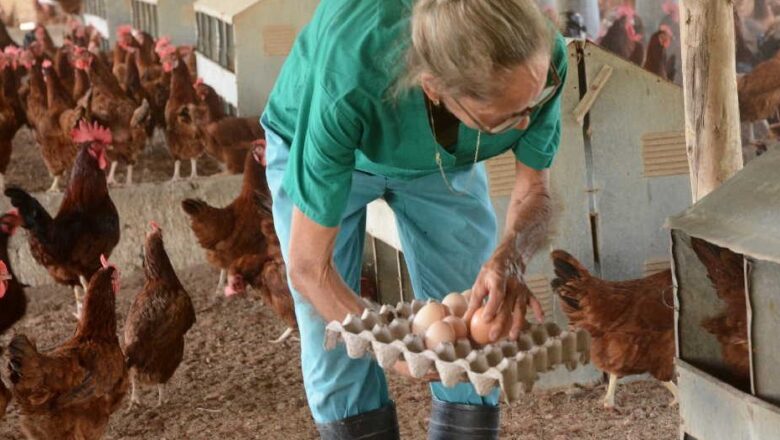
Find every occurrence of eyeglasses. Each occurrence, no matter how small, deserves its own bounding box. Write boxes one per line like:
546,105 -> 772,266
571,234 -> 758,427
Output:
450,63 -> 561,135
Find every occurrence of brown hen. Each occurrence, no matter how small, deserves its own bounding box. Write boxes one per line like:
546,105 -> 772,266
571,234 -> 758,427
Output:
7,259 -> 128,440
551,250 -> 677,409
5,121 -> 120,318
182,142 -> 270,292
124,222 -> 196,407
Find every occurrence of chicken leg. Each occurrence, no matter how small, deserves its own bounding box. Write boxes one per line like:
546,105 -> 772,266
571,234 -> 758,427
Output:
0,173 -> 5,191
603,373 -> 619,409
215,269 -> 226,295
189,158 -> 198,179
126,164 -> 134,186
128,375 -> 140,409
157,384 -> 164,407
46,176 -> 60,193
170,160 -> 182,182
107,161 -> 120,186
663,381 -> 679,407
270,327 -> 297,344
72,285 -> 83,320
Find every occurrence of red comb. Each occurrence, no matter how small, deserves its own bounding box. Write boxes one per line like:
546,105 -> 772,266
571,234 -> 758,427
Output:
41,59 -> 52,69
616,4 -> 635,18
149,221 -> 161,232
100,254 -> 115,269
193,77 -> 203,88
7,208 -> 19,217
659,24 -> 673,36
117,25 -> 132,36
155,36 -> 171,50
71,120 -> 112,146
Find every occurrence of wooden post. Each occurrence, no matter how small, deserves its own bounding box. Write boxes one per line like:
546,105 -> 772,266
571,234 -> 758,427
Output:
680,0 -> 744,202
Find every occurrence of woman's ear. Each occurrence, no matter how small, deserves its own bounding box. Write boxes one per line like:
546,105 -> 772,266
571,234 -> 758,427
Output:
420,73 -> 441,105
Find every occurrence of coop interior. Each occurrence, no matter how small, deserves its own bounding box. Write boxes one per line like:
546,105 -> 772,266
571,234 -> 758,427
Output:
0,0 -> 776,439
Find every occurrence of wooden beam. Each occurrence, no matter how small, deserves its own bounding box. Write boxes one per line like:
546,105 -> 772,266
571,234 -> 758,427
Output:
680,0 -> 744,202
572,65 -> 613,126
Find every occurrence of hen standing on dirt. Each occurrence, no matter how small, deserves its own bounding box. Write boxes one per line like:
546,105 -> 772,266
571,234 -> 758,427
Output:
181,142 -> 270,293
124,222 -> 196,408
5,121 -> 120,318
551,250 -> 677,409
7,257 -> 128,440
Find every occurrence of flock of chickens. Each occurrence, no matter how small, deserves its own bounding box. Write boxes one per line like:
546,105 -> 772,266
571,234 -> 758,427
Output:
0,19 -> 298,439
0,19 -> 263,192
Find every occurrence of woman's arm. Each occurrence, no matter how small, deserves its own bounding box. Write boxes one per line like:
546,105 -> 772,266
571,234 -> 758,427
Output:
287,207 -> 366,323
465,161 -> 549,340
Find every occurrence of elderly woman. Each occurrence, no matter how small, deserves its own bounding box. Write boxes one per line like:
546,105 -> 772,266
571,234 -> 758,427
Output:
261,0 -> 567,438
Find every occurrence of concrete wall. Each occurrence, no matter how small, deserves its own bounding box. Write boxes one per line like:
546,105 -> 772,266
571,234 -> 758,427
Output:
3,175 -> 242,286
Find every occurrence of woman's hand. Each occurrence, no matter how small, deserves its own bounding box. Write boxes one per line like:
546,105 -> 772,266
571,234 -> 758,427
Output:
463,255 -> 545,343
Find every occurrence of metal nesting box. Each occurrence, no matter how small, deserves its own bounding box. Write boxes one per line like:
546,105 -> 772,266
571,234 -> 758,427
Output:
668,151 -> 780,439
131,0 -> 197,45
192,0 -> 320,116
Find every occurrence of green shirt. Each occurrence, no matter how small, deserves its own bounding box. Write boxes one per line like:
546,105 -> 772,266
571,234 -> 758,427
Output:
264,0 -> 568,227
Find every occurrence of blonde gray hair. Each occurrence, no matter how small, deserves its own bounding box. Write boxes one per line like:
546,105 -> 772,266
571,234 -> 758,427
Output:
399,0 -> 554,101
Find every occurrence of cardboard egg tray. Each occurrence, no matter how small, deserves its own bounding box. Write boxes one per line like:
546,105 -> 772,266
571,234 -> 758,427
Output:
324,299 -> 591,403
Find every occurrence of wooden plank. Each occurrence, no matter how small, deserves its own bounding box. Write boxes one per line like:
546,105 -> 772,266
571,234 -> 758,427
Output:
572,64 -> 613,125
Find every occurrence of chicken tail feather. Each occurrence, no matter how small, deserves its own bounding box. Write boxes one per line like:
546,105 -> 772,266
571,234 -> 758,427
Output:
181,198 -> 209,217
7,335 -> 39,384
551,250 -> 591,282
3,187 -> 52,236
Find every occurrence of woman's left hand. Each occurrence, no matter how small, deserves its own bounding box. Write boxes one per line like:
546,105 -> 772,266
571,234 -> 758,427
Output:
463,256 -> 545,342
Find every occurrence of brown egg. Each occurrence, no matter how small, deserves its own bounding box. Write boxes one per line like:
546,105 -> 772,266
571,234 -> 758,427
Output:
424,320 -> 456,350
469,306 -> 508,345
412,303 -> 449,336
443,315 -> 468,340
442,292 -> 468,318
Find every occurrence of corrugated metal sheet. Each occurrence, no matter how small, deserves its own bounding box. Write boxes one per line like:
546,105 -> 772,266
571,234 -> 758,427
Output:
641,131 -> 689,177
667,151 -> 780,265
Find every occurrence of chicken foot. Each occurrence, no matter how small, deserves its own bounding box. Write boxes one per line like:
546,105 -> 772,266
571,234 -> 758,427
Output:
603,373 -> 619,409
128,375 -> 141,410
663,381 -> 679,407
125,165 -> 134,186
270,327 -> 298,344
189,158 -> 198,179
46,176 -> 60,193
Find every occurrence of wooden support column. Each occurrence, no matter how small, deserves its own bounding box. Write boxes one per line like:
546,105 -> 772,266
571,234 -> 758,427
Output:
680,0 -> 744,202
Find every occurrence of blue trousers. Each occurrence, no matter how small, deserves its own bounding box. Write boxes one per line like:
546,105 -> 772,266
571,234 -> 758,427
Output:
262,119 -> 500,424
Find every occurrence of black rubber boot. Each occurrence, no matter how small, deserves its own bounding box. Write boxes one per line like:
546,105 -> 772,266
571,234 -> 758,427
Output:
316,402 -> 400,440
428,399 -> 500,440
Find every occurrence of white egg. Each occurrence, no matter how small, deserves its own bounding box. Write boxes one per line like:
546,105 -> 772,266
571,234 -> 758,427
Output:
412,303 -> 449,336
424,320 -> 456,350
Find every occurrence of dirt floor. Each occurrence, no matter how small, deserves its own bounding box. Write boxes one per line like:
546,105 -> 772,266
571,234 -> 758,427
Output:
0,264 -> 680,440
5,128 -> 225,193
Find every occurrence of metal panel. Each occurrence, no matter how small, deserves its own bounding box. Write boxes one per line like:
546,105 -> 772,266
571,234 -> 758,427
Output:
374,238 -> 402,306
678,360 -> 780,440
672,230 -> 738,385
583,42 -> 691,281
747,259 -> 780,405
641,131 -> 688,177
667,151 -> 780,266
